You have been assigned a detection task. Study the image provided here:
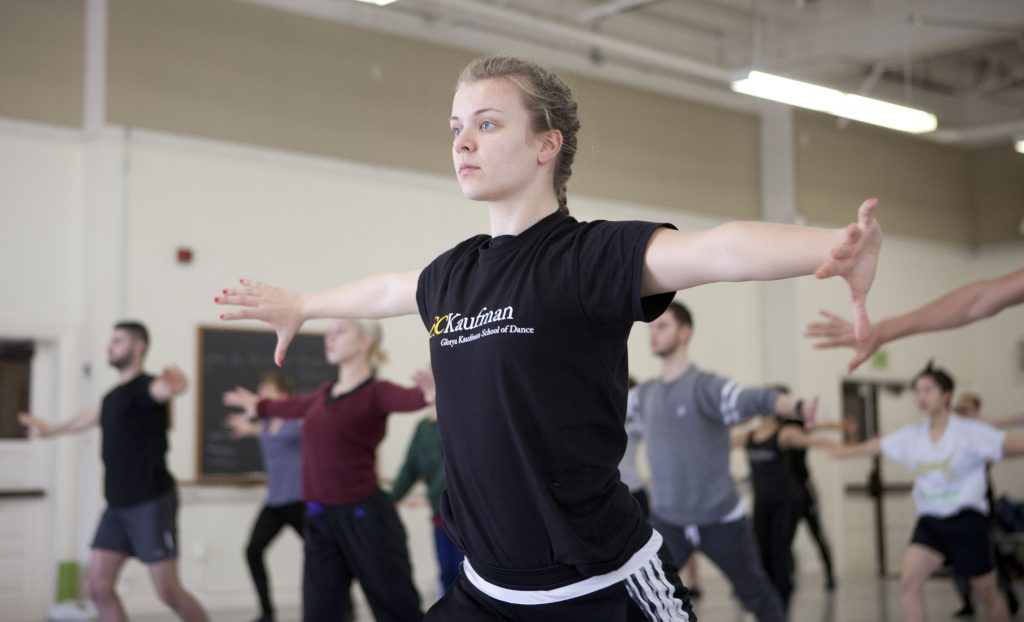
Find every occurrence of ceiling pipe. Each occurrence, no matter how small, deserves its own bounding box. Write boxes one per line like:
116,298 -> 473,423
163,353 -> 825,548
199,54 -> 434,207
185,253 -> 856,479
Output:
423,0 -> 1023,147
244,0 -> 1023,148
423,0 -> 735,83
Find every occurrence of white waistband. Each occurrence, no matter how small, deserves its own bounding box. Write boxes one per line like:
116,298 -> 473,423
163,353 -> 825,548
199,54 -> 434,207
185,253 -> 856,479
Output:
462,530 -> 663,605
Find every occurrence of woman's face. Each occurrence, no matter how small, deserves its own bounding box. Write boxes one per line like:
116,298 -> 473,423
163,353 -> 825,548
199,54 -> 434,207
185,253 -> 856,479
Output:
324,319 -> 368,365
257,381 -> 286,400
913,375 -> 950,415
450,78 -> 548,204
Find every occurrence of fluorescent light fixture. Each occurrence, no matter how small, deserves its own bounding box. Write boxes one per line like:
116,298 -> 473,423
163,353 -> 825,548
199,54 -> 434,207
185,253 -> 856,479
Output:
353,0 -> 397,5
1016,138 -> 1024,154
731,71 -> 938,134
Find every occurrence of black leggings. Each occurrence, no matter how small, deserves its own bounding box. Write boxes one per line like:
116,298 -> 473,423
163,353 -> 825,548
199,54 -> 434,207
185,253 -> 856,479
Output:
753,501 -> 799,611
795,485 -> 835,583
246,502 -> 305,616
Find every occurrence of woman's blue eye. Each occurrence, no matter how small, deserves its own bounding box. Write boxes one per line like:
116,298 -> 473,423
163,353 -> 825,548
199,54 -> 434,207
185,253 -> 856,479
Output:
481,121 -> 495,130
452,127 -> 462,136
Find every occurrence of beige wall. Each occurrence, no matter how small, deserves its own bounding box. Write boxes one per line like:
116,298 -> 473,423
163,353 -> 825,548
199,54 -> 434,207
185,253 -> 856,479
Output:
972,145 -> 1024,245
795,110 -> 975,244
7,0 -> 1018,242
0,0 -> 84,127
105,0 -> 761,221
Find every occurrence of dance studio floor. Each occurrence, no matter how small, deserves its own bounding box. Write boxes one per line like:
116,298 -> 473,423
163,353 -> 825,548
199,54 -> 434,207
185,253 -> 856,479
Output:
137,572 -> 982,621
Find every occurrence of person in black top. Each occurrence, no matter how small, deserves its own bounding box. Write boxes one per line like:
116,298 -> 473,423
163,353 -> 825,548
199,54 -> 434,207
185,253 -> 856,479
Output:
215,56 -> 882,621
20,322 -> 208,622
731,398 -> 836,612
774,384 -> 840,592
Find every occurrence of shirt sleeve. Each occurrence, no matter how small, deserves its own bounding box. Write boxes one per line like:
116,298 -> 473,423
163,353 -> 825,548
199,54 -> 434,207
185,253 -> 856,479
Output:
373,380 -> 428,414
136,376 -> 162,410
693,370 -> 779,426
257,386 -> 323,420
968,420 -> 1006,463
880,426 -> 915,466
576,220 -> 677,325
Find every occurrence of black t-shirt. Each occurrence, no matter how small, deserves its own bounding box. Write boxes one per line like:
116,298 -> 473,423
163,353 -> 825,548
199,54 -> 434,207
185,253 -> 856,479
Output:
100,373 -> 175,507
417,211 -> 674,588
781,417 -> 810,485
746,427 -> 799,505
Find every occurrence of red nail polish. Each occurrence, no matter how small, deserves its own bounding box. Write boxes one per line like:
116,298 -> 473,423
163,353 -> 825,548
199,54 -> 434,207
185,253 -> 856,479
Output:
222,289 -> 227,294
214,297 -> 220,303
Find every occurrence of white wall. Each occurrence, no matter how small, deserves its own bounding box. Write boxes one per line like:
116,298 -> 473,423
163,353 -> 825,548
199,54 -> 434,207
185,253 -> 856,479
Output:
2,118 -> 1023,616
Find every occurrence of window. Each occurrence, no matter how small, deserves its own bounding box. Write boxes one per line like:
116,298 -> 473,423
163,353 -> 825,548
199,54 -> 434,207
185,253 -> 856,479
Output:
0,341 -> 34,439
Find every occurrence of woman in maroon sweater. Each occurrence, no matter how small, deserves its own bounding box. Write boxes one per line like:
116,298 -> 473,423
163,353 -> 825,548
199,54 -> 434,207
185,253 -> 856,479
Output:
225,318 -> 433,622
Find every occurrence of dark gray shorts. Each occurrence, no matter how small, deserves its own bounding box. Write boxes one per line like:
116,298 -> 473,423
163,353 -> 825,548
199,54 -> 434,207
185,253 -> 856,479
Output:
92,488 -> 178,563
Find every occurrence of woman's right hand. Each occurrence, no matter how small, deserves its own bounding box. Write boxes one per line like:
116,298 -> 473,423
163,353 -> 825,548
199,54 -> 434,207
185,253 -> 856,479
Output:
224,412 -> 257,438
215,279 -> 305,366
223,386 -> 259,417
18,412 -> 51,438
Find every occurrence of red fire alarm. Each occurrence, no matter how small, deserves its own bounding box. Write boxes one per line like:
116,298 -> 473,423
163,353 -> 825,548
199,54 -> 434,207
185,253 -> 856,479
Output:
176,247 -> 194,264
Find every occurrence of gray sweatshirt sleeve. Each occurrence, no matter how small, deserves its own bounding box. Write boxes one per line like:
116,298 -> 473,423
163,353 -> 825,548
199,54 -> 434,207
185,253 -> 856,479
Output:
693,370 -> 780,426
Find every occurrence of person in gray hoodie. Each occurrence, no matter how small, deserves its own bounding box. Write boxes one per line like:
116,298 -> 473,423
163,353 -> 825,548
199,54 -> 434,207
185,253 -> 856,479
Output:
630,301 -> 815,622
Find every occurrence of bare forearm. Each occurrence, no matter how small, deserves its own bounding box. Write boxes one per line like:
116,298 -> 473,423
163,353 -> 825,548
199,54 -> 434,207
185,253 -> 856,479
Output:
52,409 -> 100,436
1003,433 -> 1024,458
879,271 -> 1024,345
991,412 -> 1024,429
831,437 -> 881,459
704,222 -> 846,283
643,223 -> 846,294
300,271 -> 420,320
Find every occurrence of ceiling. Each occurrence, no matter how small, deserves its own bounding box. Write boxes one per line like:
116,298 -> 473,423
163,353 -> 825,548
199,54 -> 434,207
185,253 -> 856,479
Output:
244,0 -> 1024,147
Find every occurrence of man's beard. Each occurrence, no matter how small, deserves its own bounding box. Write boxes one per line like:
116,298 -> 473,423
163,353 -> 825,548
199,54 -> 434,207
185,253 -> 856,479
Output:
109,353 -> 132,370
654,341 -> 679,358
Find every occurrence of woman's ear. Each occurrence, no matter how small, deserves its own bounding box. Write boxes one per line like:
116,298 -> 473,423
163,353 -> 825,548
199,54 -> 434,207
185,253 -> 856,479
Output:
537,129 -> 563,165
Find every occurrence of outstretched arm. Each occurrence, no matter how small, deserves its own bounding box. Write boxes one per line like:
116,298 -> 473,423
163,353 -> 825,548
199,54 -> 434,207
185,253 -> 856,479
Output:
983,411 -> 1024,430
730,431 -> 748,449
19,407 -> 100,438
150,365 -> 189,403
778,425 -> 839,451
224,413 -> 262,438
215,270 -> 421,366
643,199 -> 880,342
806,267 -> 1024,373
829,436 -> 882,459
1003,433 -> 1024,458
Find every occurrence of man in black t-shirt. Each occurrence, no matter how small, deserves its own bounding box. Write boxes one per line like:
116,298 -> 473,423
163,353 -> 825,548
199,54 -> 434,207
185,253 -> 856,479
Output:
20,321 -> 208,622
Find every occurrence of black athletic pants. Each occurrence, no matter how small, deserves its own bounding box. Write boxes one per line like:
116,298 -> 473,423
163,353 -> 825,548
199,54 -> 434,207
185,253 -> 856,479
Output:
425,543 -> 694,621
752,501 -> 799,611
303,488 -> 422,622
246,501 -> 305,617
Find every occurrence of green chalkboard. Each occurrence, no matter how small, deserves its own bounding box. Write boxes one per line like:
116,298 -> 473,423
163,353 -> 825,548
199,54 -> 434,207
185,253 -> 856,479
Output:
195,326 -> 335,483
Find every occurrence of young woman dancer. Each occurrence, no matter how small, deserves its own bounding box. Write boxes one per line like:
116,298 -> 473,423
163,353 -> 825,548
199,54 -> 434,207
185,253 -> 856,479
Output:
224,320 -> 434,622
831,362 -> 1024,622
732,398 -> 835,611
215,56 -> 882,621
224,371 -> 303,622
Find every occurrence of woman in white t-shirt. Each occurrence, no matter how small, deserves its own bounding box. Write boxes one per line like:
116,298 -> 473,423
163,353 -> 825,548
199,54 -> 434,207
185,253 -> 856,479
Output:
832,362 -> 1024,622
